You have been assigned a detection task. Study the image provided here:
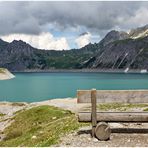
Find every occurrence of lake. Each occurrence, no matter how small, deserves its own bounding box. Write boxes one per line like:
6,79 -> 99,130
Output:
0,72 -> 148,102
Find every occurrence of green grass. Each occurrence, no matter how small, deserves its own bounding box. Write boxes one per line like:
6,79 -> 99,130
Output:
0,105 -> 85,147
143,108 -> 148,111
0,68 -> 5,73
83,103 -> 148,111
97,103 -> 148,111
0,112 -> 5,117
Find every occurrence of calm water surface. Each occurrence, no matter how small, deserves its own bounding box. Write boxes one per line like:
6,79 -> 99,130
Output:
0,72 -> 148,102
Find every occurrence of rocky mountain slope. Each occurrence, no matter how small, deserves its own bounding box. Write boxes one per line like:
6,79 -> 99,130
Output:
0,39 -> 99,71
0,25 -> 148,71
81,25 -> 148,70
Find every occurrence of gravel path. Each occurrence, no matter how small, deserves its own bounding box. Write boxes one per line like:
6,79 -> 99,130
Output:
54,123 -> 148,147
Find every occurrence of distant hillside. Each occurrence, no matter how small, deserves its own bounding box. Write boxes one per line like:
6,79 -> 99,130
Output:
0,40 -> 99,71
0,24 -> 148,71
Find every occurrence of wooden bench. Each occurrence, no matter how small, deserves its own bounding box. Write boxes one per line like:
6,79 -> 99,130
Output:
77,89 -> 148,140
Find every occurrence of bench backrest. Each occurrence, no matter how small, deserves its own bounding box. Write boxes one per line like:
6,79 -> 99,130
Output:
77,89 -> 148,104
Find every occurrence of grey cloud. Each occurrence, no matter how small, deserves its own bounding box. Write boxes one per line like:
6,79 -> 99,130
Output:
79,32 -> 89,36
0,1 -> 148,36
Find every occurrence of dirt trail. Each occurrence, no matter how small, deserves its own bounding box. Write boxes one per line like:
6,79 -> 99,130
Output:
54,125 -> 148,147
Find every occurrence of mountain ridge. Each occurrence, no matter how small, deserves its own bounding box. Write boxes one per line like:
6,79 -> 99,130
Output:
0,24 -> 148,71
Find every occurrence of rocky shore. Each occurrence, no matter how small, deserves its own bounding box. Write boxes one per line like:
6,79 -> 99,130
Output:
0,68 -> 15,80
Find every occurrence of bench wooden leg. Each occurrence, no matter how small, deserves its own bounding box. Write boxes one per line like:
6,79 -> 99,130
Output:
91,89 -> 97,137
95,122 -> 111,141
92,126 -> 96,137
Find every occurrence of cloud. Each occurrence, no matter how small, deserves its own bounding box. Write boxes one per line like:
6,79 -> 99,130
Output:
1,32 -> 70,50
75,32 -> 91,48
0,1 -> 148,36
121,7 -> 148,29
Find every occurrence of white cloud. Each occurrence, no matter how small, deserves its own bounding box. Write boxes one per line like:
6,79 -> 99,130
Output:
75,32 -> 91,48
0,32 -> 70,50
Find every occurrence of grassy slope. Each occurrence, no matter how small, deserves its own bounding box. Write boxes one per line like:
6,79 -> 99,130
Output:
0,105 -> 85,147
0,103 -> 147,147
97,103 -> 148,111
0,113 -> 5,116
83,103 -> 148,112
0,68 -> 5,73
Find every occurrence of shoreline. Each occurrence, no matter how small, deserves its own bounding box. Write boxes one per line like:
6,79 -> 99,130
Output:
0,98 -> 87,118
0,68 -> 15,80
0,97 -> 77,107
11,68 -> 148,74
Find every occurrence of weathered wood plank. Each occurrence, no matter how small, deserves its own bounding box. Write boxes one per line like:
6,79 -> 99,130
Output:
91,89 -> 97,137
77,90 -> 148,103
78,112 -> 148,122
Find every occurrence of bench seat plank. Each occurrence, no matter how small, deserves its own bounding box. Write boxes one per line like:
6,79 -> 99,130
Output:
77,90 -> 148,103
78,112 -> 148,122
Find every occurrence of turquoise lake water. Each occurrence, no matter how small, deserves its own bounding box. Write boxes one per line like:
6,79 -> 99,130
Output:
0,72 -> 148,102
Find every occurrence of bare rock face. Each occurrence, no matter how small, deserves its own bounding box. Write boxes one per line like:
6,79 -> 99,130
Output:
0,40 -> 39,71
0,68 -> 15,80
81,25 -> 148,70
99,30 -> 129,47
0,38 -> 99,71
83,36 -> 148,70
129,24 -> 148,39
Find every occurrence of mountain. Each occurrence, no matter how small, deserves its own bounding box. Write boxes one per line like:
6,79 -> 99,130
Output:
99,30 -> 129,47
0,24 -> 148,71
0,39 -> 99,71
129,24 -> 148,39
82,37 -> 148,69
81,25 -> 148,70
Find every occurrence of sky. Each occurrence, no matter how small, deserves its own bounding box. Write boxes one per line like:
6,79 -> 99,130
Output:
0,1 -> 148,50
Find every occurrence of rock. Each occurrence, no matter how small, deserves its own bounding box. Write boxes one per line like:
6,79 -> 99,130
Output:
99,30 -> 129,47
87,137 -> 91,141
52,117 -> 57,120
39,131 -> 44,134
32,135 -> 37,139
93,138 -> 98,142
66,142 -> 71,145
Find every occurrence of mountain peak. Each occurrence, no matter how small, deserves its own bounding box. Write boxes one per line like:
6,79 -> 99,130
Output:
0,38 -> 8,43
129,24 -> 148,39
99,30 -> 129,47
0,38 -> 9,47
11,40 -> 27,44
